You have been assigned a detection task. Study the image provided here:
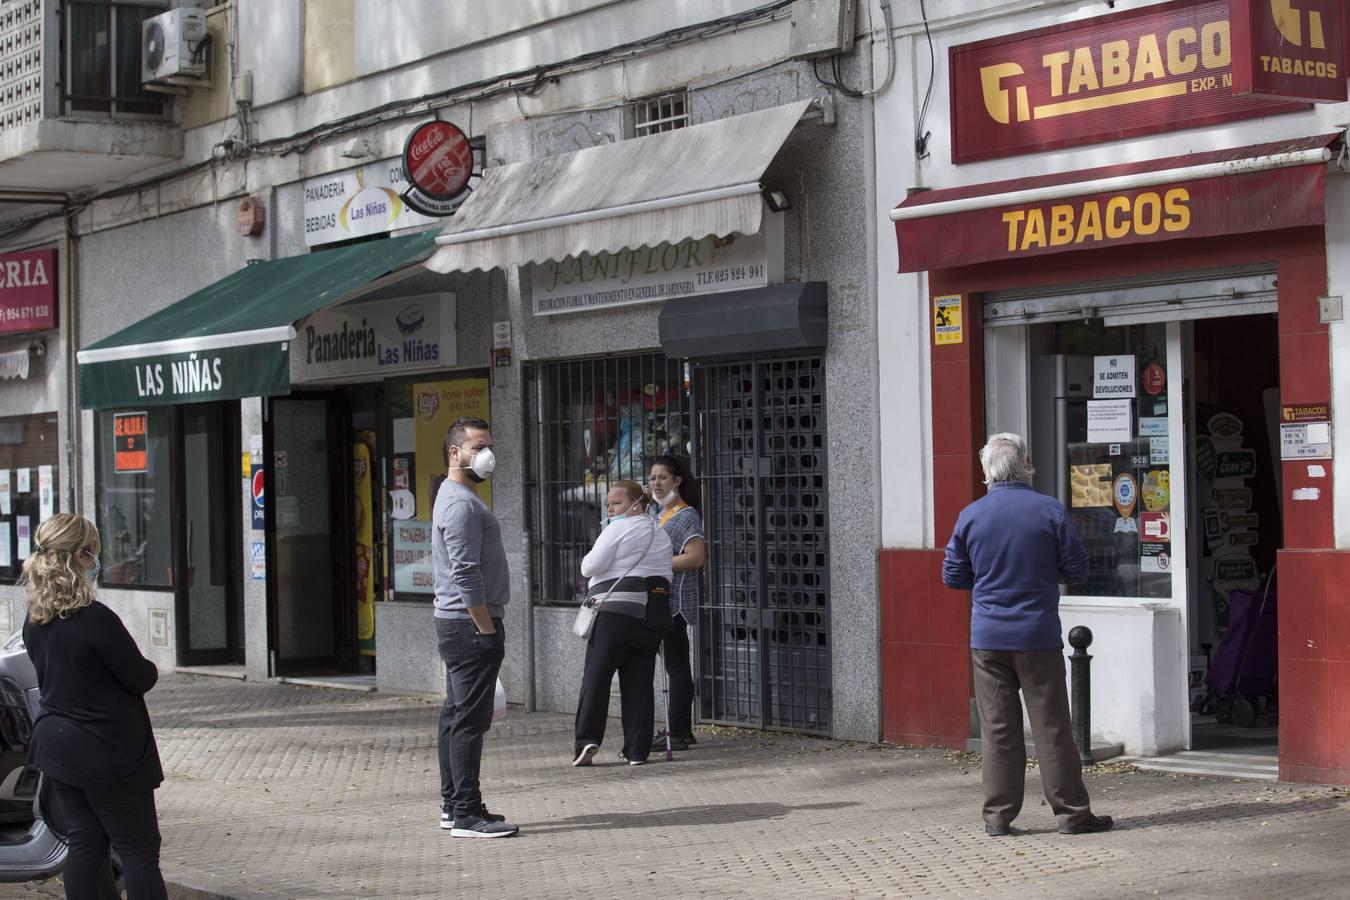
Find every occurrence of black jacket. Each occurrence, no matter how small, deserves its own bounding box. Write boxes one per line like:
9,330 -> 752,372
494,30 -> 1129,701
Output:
23,601 -> 163,794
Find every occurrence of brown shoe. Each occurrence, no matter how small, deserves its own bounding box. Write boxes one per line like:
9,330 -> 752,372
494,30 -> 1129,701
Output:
1059,814 -> 1114,835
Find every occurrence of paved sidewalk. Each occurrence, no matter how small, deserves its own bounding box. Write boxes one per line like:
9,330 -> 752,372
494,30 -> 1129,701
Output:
4,675 -> 1348,899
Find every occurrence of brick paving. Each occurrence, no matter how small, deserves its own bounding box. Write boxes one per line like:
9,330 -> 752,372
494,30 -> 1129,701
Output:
2,674 -> 1348,898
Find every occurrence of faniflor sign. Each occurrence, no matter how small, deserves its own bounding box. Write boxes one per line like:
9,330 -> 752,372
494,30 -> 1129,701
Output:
950,0 -> 1303,163
0,249 -> 57,335
1230,0 -> 1346,102
303,160 -> 439,247
291,294 -> 457,382
529,214 -> 784,316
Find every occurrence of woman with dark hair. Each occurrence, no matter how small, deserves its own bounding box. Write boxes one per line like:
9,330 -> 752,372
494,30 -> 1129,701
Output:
573,481 -> 673,767
647,454 -> 705,751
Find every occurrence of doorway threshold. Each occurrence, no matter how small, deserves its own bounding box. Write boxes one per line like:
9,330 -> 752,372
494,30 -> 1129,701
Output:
1115,750 -> 1278,781
175,665 -> 247,681
276,675 -> 377,693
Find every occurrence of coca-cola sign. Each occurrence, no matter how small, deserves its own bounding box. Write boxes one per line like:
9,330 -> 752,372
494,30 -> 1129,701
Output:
402,120 -> 473,201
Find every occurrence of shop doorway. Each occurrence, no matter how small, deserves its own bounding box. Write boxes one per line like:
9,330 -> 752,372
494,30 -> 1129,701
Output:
983,269 -> 1281,763
267,395 -> 358,676
1185,315 -> 1281,754
175,403 -> 244,666
694,355 -> 832,735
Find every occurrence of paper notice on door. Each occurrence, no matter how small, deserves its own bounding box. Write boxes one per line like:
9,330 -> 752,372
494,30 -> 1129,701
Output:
1150,436 -> 1170,465
1093,355 -> 1136,398
0,522 -> 9,568
15,516 -> 29,560
15,469 -> 29,493
393,418 -> 415,454
1086,399 -> 1133,444
37,466 -> 52,521
0,470 -> 9,515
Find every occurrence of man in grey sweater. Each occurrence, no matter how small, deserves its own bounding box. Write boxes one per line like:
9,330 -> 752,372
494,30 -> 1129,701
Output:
433,416 -> 517,838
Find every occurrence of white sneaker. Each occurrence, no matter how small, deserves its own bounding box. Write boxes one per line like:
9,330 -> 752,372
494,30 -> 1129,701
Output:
572,743 -> 599,767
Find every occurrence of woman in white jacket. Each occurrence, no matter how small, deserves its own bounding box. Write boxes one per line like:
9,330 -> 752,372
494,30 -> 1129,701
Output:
572,480 -> 673,767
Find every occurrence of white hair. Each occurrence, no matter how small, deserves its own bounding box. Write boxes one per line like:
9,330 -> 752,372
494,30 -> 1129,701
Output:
980,432 -> 1035,485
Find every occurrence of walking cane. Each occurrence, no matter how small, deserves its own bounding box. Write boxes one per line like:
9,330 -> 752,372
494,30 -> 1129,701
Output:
657,645 -> 674,761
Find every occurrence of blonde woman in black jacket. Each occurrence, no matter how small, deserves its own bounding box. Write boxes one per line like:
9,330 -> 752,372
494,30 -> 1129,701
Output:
21,513 -> 167,900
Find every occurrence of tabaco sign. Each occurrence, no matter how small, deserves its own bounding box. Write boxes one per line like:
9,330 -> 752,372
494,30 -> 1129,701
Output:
401,120 -> 479,217
1230,0 -> 1346,102
950,0 -> 1303,163
0,249 -> 57,335
895,154 -> 1326,271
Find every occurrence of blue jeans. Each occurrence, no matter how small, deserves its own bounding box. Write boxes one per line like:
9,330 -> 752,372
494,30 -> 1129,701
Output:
436,617 -> 505,818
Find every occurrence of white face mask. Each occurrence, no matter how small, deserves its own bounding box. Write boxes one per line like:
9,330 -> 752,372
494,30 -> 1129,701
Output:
453,446 -> 496,483
657,489 -> 679,508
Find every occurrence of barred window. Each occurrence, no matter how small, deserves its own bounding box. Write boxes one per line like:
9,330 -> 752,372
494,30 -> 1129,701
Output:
524,354 -> 691,605
628,91 -> 689,138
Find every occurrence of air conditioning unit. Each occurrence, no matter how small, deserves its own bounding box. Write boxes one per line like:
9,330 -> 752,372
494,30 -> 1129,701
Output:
142,8 -> 208,84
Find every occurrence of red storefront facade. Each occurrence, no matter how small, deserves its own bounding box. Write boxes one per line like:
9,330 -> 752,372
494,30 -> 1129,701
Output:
878,0 -> 1350,783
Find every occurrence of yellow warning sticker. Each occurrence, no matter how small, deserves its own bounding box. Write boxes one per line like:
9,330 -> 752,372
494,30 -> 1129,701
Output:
934,294 -> 963,345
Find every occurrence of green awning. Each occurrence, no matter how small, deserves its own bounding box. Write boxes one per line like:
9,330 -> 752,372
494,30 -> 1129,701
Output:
77,230 -> 438,408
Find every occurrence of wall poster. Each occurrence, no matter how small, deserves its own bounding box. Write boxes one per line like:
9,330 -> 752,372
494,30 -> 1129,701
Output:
389,374 -> 492,596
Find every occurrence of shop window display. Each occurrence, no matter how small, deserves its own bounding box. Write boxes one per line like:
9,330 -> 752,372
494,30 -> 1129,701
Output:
383,373 -> 491,600
95,409 -> 173,588
1027,321 -> 1171,599
524,354 -> 691,605
0,414 -> 60,581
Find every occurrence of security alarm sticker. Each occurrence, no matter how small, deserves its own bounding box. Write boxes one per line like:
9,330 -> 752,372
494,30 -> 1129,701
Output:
933,295 -> 963,345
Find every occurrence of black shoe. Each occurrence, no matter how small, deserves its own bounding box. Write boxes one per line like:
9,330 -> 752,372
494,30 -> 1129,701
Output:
617,751 -> 648,766
572,743 -> 599,767
1059,814 -> 1114,835
451,813 -> 519,838
440,805 -> 506,830
652,732 -> 691,752
985,824 -> 1013,836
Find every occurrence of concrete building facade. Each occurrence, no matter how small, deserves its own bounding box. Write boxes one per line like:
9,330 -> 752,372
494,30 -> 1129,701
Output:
0,1 -> 887,742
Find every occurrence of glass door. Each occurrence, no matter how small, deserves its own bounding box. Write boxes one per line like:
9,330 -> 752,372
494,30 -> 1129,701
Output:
268,396 -> 355,675
175,403 -> 243,666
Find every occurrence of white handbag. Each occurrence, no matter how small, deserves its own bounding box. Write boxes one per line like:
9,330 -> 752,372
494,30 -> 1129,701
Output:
573,520 -> 657,640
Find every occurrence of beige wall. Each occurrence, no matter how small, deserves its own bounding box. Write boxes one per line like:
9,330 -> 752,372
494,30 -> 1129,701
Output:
183,6 -> 233,129
304,0 -> 357,94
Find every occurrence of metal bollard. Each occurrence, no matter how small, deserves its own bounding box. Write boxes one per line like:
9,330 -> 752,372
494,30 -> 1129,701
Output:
1067,625 -> 1094,767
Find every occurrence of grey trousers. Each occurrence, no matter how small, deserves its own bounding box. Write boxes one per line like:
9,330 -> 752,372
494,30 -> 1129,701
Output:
971,648 -> 1093,829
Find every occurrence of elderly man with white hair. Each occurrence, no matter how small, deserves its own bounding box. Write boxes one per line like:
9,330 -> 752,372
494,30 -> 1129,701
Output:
942,433 -> 1113,837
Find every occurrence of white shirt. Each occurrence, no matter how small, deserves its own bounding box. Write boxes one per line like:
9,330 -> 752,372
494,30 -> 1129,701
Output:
581,514 -> 673,588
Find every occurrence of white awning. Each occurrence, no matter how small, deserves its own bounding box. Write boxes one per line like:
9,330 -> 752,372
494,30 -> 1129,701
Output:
425,100 -> 812,274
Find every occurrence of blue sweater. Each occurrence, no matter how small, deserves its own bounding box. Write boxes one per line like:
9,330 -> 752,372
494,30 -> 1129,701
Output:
941,481 -> 1089,651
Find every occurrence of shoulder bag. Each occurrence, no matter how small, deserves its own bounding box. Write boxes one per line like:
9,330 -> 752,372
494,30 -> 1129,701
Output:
573,519 -> 658,640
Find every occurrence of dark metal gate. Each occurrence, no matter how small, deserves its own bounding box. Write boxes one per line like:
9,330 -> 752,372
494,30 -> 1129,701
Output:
694,355 -> 831,734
